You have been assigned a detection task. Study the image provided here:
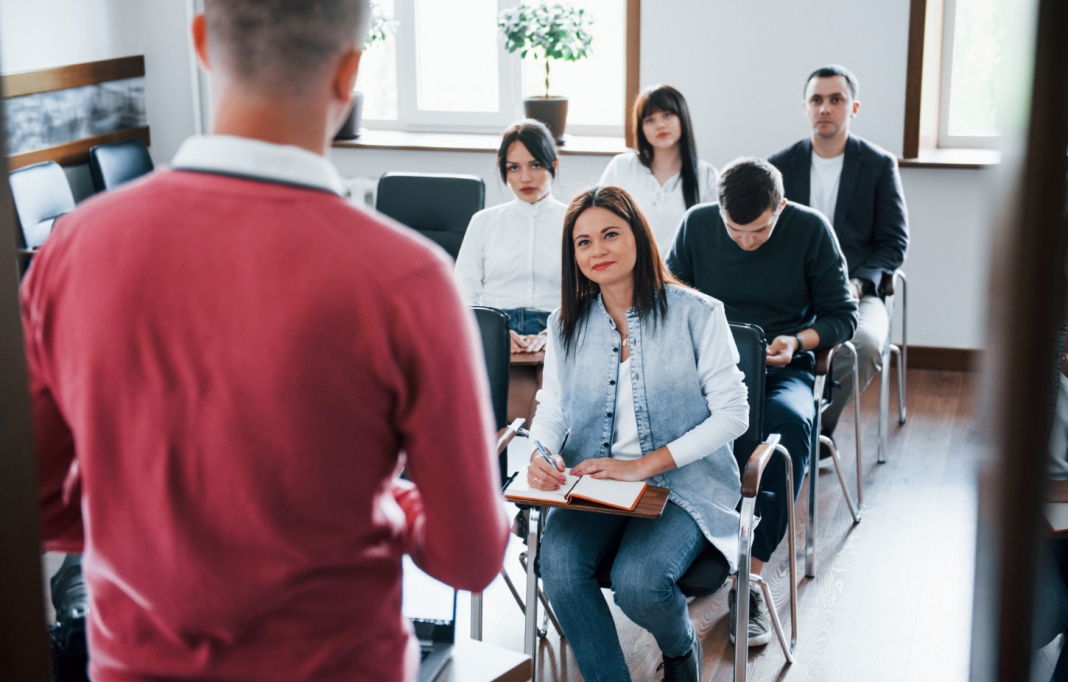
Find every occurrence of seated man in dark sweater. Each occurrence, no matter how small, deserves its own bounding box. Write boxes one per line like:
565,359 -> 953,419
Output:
666,157 -> 857,647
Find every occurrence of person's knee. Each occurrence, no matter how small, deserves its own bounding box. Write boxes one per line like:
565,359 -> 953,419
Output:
539,535 -> 582,593
853,326 -> 885,372
610,556 -> 674,617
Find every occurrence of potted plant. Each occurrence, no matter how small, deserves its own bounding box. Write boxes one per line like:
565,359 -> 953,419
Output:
335,1 -> 397,140
498,2 -> 594,144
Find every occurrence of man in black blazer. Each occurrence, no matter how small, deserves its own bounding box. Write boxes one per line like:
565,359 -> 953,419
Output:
767,65 -> 909,448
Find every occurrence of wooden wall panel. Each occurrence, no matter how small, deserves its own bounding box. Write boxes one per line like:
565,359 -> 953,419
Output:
2,56 -> 145,98
8,126 -> 150,170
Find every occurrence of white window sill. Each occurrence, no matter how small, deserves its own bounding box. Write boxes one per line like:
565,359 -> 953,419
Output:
898,148 -> 1001,169
332,129 -> 628,157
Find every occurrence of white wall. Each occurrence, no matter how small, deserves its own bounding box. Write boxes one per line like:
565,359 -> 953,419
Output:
0,0 -> 121,73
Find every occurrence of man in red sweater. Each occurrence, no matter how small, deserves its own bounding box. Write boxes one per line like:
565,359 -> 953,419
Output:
20,1 -> 509,680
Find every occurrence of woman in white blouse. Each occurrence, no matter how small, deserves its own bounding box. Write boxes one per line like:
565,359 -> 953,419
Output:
599,85 -> 717,250
455,120 -> 567,353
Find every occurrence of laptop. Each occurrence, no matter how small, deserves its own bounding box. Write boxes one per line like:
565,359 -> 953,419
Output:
402,556 -> 457,682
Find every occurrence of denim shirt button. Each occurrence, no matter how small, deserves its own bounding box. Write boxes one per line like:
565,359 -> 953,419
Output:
609,380 -> 616,385
607,412 -> 613,417
613,347 -> 618,352
602,442 -> 610,448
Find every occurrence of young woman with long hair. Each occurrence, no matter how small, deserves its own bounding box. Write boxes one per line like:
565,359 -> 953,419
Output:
454,119 -> 565,353
599,85 -> 718,250
526,185 -> 748,682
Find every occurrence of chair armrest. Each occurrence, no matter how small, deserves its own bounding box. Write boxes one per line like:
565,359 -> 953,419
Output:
495,418 -> 526,456
741,434 -> 783,497
814,344 -> 840,376
880,271 -> 895,296
16,248 -> 36,260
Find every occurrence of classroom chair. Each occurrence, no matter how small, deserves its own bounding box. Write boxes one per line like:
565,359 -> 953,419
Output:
88,138 -> 154,193
8,161 -> 75,276
877,270 -> 908,463
375,172 -> 484,260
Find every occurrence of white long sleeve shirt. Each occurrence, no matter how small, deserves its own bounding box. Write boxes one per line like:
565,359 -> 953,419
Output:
532,304 -> 748,469
453,195 -> 566,311
598,151 -> 718,250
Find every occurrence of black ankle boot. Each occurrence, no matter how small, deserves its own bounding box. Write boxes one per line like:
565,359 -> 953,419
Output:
656,637 -> 703,682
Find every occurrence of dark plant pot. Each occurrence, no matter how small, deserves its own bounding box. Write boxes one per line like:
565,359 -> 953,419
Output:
524,96 -> 569,145
334,91 -> 365,140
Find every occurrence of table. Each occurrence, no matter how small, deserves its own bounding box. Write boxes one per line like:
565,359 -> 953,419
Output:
507,352 -> 544,426
437,639 -> 531,682
515,486 -> 669,680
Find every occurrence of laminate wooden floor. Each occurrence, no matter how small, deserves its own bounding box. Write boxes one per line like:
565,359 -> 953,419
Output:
461,369 -> 979,682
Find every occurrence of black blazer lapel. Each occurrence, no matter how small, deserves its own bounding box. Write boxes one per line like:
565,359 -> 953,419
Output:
833,135 -> 863,228
795,138 -> 812,205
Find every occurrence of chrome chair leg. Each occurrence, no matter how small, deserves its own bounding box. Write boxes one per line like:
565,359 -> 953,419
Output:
821,435 -> 860,523
806,376 -> 823,578
877,339 -> 891,464
470,591 -> 483,640
895,270 -> 908,425
523,507 -> 541,677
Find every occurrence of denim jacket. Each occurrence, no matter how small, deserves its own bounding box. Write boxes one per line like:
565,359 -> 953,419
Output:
530,285 -> 749,572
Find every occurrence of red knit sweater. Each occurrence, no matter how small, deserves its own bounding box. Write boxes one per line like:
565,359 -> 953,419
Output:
20,169 -> 509,681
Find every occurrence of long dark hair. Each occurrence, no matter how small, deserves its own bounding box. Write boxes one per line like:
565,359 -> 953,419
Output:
559,185 -> 675,355
633,85 -> 701,209
497,119 -> 558,183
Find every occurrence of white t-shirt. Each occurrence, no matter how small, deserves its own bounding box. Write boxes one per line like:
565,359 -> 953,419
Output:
810,152 -> 845,226
599,151 -> 718,251
453,195 -> 566,311
610,357 -> 642,460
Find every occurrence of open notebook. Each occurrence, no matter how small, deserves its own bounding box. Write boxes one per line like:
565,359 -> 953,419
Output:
505,465 -> 647,512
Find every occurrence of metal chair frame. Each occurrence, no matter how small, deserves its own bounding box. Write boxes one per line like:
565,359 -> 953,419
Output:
877,270 -> 908,463
805,341 -> 864,578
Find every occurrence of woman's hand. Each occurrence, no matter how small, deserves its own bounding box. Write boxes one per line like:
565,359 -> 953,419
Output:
528,449 -> 567,490
525,332 -> 547,353
510,330 -> 527,353
571,457 -> 649,481
510,331 -> 545,353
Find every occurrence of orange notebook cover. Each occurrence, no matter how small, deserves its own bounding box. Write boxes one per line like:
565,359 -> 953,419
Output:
505,466 -> 647,512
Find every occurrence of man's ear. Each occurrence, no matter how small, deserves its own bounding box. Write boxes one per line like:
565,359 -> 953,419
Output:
191,13 -> 212,72
851,100 -> 861,118
332,48 -> 363,102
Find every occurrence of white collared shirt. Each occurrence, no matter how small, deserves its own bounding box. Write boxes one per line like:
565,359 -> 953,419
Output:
171,135 -> 346,195
810,151 -> 845,225
598,151 -> 718,250
453,195 -> 566,312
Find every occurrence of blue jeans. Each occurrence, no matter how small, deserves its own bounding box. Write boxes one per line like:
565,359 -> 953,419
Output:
539,502 -> 711,682
752,353 -> 815,563
500,307 -> 549,335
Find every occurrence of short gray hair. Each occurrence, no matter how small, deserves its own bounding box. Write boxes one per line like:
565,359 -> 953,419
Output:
205,0 -> 369,96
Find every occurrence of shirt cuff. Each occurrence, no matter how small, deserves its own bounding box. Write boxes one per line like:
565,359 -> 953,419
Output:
665,432 -> 708,469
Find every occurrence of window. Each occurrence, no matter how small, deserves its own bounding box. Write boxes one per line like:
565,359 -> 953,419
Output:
356,0 -> 626,135
939,0 -> 1005,147
903,0 -> 1006,156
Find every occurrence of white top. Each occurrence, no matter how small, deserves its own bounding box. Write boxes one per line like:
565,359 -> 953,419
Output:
610,357 -> 642,460
598,151 -> 718,250
171,135 -> 345,195
810,151 -> 845,226
1050,373 -> 1068,479
532,303 -> 743,469
453,195 -> 566,311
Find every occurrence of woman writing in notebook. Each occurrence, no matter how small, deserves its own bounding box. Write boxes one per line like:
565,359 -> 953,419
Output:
598,85 -> 718,252
526,186 -> 748,682
454,119 -> 566,353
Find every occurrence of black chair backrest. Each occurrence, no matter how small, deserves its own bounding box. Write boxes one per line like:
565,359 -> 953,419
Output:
8,161 -> 75,250
729,323 -> 767,471
88,139 -> 154,193
472,306 -> 512,486
375,172 -> 485,260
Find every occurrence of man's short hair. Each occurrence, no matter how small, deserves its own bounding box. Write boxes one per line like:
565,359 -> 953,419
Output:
717,157 -> 785,225
804,64 -> 859,101
205,0 -> 369,96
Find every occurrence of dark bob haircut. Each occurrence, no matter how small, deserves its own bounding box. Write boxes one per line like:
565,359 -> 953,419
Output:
559,185 -> 675,355
717,157 -> 785,226
804,64 -> 860,101
632,85 -> 702,209
497,119 -> 558,184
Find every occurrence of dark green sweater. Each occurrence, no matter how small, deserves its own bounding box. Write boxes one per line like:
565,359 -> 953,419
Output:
666,201 -> 858,349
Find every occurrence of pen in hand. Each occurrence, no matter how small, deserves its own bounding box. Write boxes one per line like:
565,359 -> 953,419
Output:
532,440 -> 567,486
